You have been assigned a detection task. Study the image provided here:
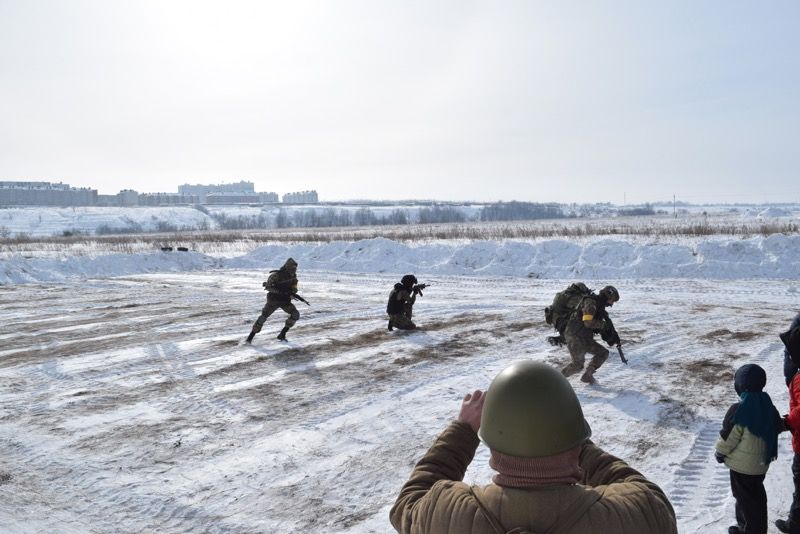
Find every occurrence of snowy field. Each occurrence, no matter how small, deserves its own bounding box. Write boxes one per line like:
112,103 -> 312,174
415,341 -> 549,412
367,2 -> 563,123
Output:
0,203 -> 798,238
2,233 -> 800,533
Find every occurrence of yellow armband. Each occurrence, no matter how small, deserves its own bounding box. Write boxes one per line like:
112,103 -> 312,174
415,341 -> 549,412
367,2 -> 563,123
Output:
582,314 -> 594,321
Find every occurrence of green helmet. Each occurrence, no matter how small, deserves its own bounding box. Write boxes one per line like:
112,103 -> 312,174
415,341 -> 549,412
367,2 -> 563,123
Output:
478,361 -> 591,457
599,285 -> 619,303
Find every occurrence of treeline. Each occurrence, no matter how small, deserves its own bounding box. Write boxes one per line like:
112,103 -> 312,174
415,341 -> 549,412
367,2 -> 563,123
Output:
274,208 -> 411,228
208,202 -> 566,230
96,220 -> 210,234
480,202 -> 566,221
618,203 -> 656,217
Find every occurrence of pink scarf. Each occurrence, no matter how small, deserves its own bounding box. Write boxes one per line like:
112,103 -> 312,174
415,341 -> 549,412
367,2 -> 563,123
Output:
490,445 -> 582,488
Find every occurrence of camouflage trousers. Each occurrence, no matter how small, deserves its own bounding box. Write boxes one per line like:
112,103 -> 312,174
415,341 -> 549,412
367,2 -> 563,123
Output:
389,312 -> 416,330
251,299 -> 299,334
561,334 -> 609,377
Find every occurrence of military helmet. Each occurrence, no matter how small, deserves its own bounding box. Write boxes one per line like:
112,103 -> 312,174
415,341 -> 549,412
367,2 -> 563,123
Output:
283,257 -> 298,271
479,361 -> 591,457
401,274 -> 417,288
599,285 -> 620,303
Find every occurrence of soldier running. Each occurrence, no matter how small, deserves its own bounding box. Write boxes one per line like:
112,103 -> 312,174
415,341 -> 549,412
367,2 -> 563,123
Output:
246,257 -> 300,343
561,285 -> 620,385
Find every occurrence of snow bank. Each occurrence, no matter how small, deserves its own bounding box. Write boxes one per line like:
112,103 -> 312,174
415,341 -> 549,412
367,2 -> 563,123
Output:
3,234 -> 800,285
757,207 -> 793,218
0,207 -> 216,236
1,251 -> 219,284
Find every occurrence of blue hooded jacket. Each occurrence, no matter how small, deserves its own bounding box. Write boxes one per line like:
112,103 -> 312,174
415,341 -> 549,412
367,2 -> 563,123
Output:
732,364 -> 780,463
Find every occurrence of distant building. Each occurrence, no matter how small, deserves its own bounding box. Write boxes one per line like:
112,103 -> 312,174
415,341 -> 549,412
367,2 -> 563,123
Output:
205,192 -> 260,204
96,194 -> 118,206
179,181 -> 255,203
117,189 -> 139,207
138,193 -> 199,206
0,181 -> 97,206
259,192 -> 279,203
282,190 -> 319,204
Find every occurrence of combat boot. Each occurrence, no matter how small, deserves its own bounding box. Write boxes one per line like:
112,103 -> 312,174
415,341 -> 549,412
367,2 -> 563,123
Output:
276,327 -> 289,341
580,366 -> 597,384
245,331 -> 255,344
561,362 -> 582,378
387,320 -> 394,331
775,519 -> 800,533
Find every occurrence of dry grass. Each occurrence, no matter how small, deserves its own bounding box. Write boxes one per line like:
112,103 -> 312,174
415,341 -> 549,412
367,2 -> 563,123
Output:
1,218 -> 797,256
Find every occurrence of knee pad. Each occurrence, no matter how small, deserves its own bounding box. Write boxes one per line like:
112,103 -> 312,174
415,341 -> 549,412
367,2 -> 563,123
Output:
290,310 -> 300,321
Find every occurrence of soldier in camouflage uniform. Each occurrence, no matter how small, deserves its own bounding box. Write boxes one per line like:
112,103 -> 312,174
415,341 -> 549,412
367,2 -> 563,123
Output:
561,285 -> 620,384
387,275 -> 419,330
246,258 -> 300,343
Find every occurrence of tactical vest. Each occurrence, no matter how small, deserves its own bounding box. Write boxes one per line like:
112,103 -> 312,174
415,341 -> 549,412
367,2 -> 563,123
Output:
386,284 -> 406,315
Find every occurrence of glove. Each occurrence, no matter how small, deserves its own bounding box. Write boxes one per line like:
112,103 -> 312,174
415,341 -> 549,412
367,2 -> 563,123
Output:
600,327 -> 620,346
714,451 -> 726,464
608,332 -> 620,346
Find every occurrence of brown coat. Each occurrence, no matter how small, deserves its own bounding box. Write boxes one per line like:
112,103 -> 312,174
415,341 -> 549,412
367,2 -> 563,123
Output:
390,421 -> 677,534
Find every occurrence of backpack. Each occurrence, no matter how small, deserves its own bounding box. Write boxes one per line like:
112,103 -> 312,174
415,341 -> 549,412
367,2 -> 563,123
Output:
265,269 -> 296,296
545,283 -> 593,334
386,284 -> 405,315
265,270 -> 284,291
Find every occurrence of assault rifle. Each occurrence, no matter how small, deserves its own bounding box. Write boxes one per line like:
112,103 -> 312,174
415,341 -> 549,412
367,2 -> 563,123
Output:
261,282 -> 310,306
616,342 -> 628,365
598,312 -> 627,365
292,293 -> 311,306
412,283 -> 429,296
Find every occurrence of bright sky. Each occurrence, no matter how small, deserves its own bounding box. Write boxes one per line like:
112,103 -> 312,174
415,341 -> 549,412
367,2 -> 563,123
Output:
1,1 -> 798,203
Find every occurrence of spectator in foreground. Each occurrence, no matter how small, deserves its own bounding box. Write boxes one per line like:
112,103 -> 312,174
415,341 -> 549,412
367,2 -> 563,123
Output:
390,360 -> 677,533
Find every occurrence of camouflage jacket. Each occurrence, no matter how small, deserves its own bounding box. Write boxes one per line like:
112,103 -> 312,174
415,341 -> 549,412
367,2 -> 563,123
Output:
265,269 -> 298,302
565,296 -> 607,337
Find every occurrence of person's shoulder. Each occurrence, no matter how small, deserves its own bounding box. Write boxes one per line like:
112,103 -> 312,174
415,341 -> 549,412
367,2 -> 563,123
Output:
724,402 -> 740,417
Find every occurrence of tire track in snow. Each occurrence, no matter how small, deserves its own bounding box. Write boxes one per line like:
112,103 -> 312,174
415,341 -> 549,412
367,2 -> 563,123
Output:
666,422 -> 730,525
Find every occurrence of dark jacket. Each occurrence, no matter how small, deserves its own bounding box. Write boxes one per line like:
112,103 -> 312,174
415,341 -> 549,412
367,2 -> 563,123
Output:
387,284 -> 415,316
390,421 -> 677,534
783,312 -> 800,384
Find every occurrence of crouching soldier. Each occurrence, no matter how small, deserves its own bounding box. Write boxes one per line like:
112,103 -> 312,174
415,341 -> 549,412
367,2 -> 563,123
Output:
390,360 -> 677,533
246,257 -> 300,343
387,275 -> 424,331
562,285 -> 620,385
